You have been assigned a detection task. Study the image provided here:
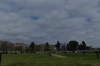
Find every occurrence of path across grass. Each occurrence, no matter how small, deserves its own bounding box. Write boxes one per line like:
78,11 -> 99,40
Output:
52,54 -> 67,58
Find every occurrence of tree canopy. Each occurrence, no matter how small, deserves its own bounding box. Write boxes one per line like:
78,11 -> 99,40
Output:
55,41 -> 60,51
78,41 -> 86,50
68,40 -> 79,51
82,41 -> 86,50
30,41 -> 35,52
45,42 -> 50,51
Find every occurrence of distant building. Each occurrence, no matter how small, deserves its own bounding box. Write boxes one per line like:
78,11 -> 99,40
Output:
49,45 -> 55,51
89,46 -> 100,52
39,44 -> 45,51
14,43 -> 29,51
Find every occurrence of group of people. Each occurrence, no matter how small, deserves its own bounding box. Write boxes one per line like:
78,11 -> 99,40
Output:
82,50 -> 99,58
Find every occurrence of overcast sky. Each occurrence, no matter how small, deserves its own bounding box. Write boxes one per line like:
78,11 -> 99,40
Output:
0,0 -> 100,47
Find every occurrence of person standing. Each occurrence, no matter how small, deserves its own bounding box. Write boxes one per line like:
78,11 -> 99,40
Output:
83,51 -> 85,55
96,50 -> 99,58
0,52 -> 2,62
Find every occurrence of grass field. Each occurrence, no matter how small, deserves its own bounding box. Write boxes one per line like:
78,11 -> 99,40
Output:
1,53 -> 100,66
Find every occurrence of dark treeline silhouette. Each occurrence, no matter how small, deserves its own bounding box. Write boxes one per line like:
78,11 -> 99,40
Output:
78,41 -> 86,51
67,40 -> 79,51
54,40 -> 88,52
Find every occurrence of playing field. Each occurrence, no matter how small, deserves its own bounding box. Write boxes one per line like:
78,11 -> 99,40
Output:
1,53 -> 100,66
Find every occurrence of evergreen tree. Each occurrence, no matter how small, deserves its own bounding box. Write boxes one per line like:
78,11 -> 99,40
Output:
30,41 -> 35,52
82,41 -> 86,50
55,41 -> 60,51
66,44 -> 70,51
45,42 -> 50,51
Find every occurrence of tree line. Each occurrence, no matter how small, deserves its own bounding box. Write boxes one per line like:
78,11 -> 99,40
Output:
30,40 -> 90,53
0,40 -> 28,54
54,40 -> 89,51
0,40 -> 90,54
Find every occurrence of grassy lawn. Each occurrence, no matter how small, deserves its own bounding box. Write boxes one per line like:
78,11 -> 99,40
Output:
1,53 -> 100,66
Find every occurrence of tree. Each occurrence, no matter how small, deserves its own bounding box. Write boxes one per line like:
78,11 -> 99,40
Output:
78,41 -> 87,51
45,42 -> 50,52
7,42 -> 14,52
78,44 -> 83,51
66,44 -> 70,51
24,46 -> 30,53
30,41 -> 35,52
0,40 -> 15,54
61,43 -> 66,51
86,46 -> 90,50
1,41 -> 8,54
14,46 -> 22,51
35,45 -> 41,52
82,41 -> 86,50
55,41 -> 60,51
68,40 -> 79,51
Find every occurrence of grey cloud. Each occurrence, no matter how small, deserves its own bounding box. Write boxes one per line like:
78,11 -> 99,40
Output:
0,0 -> 100,47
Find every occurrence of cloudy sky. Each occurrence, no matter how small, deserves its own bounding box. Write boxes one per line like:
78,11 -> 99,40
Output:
0,0 -> 100,47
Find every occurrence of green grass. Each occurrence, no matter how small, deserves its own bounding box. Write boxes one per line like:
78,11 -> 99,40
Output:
0,53 -> 100,66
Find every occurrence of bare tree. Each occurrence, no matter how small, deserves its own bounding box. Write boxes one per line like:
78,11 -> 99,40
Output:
1,41 -> 8,54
